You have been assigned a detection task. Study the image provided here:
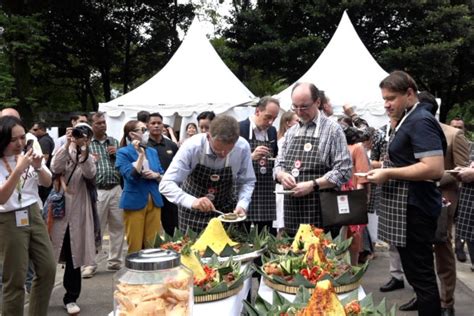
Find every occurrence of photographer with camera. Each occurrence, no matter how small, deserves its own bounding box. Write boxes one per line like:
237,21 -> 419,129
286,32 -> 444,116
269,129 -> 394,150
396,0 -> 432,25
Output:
50,122 -> 99,314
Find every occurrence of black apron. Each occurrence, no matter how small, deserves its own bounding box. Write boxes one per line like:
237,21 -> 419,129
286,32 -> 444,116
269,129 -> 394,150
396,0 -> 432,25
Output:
247,134 -> 276,222
283,117 -> 329,236
178,151 -> 235,233
378,106 -> 419,248
455,182 -> 474,242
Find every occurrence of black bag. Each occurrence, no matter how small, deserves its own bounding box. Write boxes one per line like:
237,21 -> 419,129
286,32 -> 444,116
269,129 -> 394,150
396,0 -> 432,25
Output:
320,188 -> 368,227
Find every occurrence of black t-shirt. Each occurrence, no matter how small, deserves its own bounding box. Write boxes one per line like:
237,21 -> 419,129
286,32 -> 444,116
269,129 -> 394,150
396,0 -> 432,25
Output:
388,103 -> 446,217
38,133 -> 55,167
147,136 -> 178,171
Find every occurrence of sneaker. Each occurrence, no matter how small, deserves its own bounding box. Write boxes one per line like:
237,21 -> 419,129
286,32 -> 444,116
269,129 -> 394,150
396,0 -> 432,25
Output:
81,266 -> 96,279
64,302 -> 80,314
106,264 -> 121,271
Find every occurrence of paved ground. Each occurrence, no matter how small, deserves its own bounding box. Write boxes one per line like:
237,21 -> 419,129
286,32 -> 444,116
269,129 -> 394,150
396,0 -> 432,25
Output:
16,241 -> 474,315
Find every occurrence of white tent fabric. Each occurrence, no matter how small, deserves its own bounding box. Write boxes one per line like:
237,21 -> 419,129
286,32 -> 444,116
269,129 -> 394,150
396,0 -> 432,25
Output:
99,17 -> 256,139
276,11 -> 389,129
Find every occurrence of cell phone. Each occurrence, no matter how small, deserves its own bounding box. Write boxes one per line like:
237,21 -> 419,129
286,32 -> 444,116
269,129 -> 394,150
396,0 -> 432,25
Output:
24,139 -> 34,153
138,143 -> 147,149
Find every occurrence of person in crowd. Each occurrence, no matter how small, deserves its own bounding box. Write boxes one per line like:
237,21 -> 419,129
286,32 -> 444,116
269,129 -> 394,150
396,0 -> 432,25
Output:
137,110 -> 150,124
197,111 -> 216,133
146,113 -> 179,235
1,108 -> 44,156
116,120 -> 164,253
81,112 -> 124,279
342,104 -> 373,143
318,90 -> 334,117
163,124 -> 179,144
160,115 -> 256,233
179,122 -> 198,146
0,116 -> 56,316
274,82 -> 352,236
30,122 -> 55,168
50,122 -> 98,315
274,111 -> 299,234
338,116 -> 371,266
419,91 -> 470,316
455,162 -> 474,272
54,114 -> 89,154
449,116 -> 473,262
239,96 -> 280,234
31,122 -> 55,203
367,71 -> 445,316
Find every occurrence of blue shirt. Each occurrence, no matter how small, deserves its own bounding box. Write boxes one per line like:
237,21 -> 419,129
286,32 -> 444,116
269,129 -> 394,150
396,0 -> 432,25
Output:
159,134 -> 256,210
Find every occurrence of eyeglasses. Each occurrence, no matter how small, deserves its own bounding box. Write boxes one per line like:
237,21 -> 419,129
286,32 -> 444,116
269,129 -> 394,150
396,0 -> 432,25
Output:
133,127 -> 147,133
291,103 -> 312,111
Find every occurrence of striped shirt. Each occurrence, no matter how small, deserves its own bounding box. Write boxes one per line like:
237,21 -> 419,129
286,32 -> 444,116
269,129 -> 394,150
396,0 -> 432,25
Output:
90,136 -> 121,187
274,112 -> 352,187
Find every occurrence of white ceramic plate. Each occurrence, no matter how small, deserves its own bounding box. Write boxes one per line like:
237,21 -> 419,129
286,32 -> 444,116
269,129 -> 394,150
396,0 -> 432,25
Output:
218,214 -> 247,223
273,190 -> 295,195
354,172 -> 368,177
446,170 -> 460,175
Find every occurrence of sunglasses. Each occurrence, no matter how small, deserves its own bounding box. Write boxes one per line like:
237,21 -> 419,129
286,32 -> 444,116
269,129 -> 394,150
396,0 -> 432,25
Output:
133,127 -> 147,133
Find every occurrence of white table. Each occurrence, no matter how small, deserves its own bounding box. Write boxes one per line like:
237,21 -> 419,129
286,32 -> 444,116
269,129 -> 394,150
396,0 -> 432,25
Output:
258,277 -> 365,303
108,275 -> 251,316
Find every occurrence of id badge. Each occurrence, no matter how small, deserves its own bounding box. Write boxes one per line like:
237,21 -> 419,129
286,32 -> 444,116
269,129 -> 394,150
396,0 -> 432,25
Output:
15,210 -> 29,227
337,195 -> 350,214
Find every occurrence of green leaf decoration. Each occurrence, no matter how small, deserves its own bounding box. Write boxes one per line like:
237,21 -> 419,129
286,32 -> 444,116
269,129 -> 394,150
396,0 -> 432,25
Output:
293,286 -> 311,304
203,246 -> 216,257
219,243 -> 237,257
334,269 -> 353,285
255,295 -> 273,312
292,273 -> 316,288
242,301 -> 263,316
273,290 -> 291,306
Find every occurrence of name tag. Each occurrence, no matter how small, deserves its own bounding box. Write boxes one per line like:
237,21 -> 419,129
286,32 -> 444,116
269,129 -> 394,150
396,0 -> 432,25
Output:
15,209 -> 29,227
337,195 -> 350,214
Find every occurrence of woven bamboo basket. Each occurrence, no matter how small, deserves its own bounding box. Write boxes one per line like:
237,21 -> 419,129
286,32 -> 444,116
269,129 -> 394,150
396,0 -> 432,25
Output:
263,278 -> 360,294
194,284 -> 244,303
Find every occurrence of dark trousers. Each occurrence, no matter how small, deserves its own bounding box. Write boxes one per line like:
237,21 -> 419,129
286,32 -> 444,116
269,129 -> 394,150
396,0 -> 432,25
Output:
61,227 -> 81,305
397,204 -> 441,316
161,197 -> 179,236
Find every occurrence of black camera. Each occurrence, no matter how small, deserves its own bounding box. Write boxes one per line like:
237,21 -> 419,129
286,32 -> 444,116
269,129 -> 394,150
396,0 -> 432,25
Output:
72,125 -> 92,139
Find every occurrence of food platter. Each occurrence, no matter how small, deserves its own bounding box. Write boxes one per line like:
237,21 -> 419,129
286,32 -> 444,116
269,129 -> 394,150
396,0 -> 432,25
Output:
273,190 -> 295,195
194,284 -> 244,303
263,277 -> 361,294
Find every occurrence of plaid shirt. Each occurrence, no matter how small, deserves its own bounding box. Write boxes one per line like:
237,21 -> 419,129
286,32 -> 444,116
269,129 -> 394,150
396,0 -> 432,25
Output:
90,136 -> 121,187
274,111 -> 352,187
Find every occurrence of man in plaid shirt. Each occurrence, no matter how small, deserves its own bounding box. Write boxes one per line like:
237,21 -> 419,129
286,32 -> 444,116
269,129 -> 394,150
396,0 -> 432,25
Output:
82,112 -> 124,278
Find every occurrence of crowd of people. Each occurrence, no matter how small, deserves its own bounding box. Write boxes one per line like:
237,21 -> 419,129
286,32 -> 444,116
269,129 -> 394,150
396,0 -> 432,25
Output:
0,70 -> 472,316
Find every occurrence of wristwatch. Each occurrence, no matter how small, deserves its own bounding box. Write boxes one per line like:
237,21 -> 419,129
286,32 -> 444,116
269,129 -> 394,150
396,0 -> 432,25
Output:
312,179 -> 320,190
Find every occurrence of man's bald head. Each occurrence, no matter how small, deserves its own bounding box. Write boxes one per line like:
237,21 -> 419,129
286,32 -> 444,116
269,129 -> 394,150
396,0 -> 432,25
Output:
1,108 -> 20,119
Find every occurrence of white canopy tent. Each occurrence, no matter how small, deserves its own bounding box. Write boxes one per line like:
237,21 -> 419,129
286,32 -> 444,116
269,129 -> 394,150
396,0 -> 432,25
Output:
276,11 -> 389,129
99,17 -> 256,140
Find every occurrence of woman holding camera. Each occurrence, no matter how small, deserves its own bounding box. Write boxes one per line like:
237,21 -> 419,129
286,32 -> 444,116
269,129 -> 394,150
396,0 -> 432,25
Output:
50,123 -> 97,315
116,120 -> 164,253
0,116 -> 56,316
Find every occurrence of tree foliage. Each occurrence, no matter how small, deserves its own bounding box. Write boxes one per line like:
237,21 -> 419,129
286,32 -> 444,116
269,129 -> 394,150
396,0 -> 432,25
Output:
0,0 -> 472,128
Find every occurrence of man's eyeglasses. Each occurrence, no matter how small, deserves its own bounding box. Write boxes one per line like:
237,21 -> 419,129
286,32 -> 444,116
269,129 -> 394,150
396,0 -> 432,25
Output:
133,127 -> 147,133
291,103 -> 312,111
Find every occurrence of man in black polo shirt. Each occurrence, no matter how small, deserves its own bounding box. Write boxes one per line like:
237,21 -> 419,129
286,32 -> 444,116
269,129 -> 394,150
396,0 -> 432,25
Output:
147,112 -> 179,235
367,71 -> 445,316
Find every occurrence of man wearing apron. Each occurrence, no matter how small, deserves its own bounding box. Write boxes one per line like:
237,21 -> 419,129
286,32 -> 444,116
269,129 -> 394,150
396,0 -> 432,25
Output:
239,96 -> 280,234
367,71 -> 445,316
274,83 -> 352,236
159,115 -> 256,233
